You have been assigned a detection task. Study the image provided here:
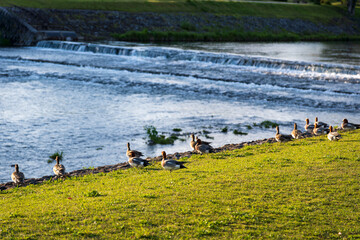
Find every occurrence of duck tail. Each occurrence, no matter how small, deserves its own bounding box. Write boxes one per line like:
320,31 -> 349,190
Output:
180,165 -> 187,169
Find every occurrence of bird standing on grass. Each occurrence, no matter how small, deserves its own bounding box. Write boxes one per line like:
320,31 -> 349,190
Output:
314,117 -> 329,130
341,118 -> 360,130
126,142 -> 144,158
291,123 -> 303,139
305,118 -> 315,133
195,138 -> 213,154
11,164 -> 25,185
190,134 -> 196,150
195,136 -> 212,146
128,151 -> 150,168
328,126 -> 342,141
275,126 -> 292,143
313,123 -> 326,136
161,151 -> 186,172
53,156 -> 66,176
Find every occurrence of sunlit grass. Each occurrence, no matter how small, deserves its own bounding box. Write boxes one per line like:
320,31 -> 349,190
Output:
0,0 -> 357,22
1,129 -> 360,239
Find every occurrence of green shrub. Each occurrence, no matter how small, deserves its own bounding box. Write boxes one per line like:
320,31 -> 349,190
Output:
180,22 -> 196,31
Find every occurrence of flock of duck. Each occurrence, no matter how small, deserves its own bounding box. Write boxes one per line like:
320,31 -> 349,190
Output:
10,118 -> 360,186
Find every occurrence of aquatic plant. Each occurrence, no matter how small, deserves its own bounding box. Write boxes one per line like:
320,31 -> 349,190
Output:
233,130 -> 248,135
144,125 -> 176,144
47,151 -> 64,163
260,121 -> 279,128
221,126 -> 228,133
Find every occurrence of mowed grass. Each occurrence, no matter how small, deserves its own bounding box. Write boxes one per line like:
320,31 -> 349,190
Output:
1,130 -> 360,239
0,0 -> 355,22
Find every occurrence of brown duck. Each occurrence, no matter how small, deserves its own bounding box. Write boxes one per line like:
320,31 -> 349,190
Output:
128,151 -> 150,168
11,164 -> 25,185
126,142 -> 144,158
275,126 -> 292,142
53,156 -> 66,176
161,151 -> 186,172
328,126 -> 342,141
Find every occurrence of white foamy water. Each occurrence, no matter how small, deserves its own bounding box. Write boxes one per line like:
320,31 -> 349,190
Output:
1,41 -> 359,183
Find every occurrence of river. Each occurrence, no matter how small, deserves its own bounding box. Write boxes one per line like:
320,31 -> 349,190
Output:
1,41 -> 359,183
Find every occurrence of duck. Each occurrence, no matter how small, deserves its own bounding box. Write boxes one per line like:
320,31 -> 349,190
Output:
314,117 -> 329,129
291,123 -> 303,139
126,142 -> 143,158
128,151 -> 150,168
161,151 -> 186,172
304,118 -> 315,133
53,156 -> 66,176
328,126 -> 342,141
341,118 -> 360,130
190,134 -> 196,150
275,126 -> 292,142
11,164 -> 25,185
194,138 -> 213,154
313,123 -> 326,136
195,136 -> 212,146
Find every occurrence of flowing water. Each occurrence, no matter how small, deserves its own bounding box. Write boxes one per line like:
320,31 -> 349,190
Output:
1,41 -> 359,183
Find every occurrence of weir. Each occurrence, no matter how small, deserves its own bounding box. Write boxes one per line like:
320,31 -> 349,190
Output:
0,7 -> 37,45
36,40 -> 360,76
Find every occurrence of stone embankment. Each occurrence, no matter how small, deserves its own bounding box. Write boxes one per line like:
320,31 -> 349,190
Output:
0,137 -> 276,191
0,7 -> 37,45
0,7 -> 78,45
1,6 -> 360,44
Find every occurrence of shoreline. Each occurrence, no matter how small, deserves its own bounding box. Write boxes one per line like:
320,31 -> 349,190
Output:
0,137 -> 276,191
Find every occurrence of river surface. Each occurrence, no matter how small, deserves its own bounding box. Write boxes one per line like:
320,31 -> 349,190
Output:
1,41 -> 360,183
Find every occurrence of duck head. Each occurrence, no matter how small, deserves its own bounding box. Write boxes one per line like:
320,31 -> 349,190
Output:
343,118 -> 348,124
305,118 -> 309,125
329,125 -> 333,133
161,151 -> 167,160
315,117 -> 319,123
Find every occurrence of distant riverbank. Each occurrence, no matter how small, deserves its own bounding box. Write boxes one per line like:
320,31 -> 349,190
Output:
1,3 -> 360,45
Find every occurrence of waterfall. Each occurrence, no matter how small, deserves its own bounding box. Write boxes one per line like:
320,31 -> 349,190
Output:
36,41 -> 360,76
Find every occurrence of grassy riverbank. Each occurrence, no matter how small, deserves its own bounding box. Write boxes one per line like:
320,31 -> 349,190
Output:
1,0 -> 359,43
0,0 -> 357,22
1,130 -> 360,239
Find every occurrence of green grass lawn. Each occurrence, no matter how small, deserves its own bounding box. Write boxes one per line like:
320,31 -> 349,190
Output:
1,130 -> 360,239
0,0 -> 355,22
